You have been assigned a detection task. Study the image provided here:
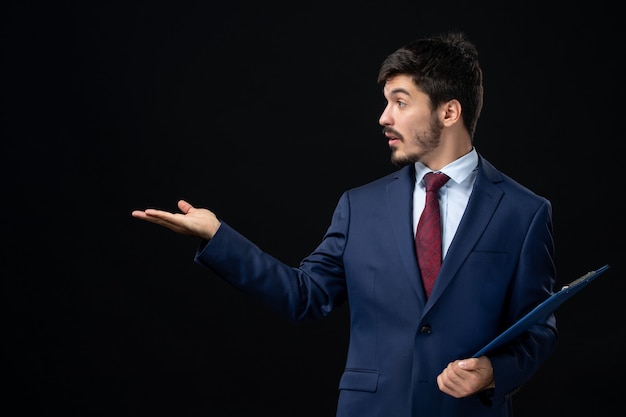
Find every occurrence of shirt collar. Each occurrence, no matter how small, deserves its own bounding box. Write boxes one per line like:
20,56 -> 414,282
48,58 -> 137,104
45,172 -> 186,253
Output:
414,147 -> 478,186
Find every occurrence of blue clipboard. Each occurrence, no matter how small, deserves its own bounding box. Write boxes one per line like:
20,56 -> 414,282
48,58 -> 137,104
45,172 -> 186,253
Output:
472,264 -> 610,357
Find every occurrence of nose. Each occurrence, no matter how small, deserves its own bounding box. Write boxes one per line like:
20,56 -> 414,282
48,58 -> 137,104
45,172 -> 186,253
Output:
379,105 -> 391,126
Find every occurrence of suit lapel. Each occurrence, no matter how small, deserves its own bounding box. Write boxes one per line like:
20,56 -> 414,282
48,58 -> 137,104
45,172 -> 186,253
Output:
425,156 -> 505,308
387,165 -> 427,303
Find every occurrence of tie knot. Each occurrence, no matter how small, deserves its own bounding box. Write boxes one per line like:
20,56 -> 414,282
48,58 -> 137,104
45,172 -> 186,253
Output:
423,172 -> 449,192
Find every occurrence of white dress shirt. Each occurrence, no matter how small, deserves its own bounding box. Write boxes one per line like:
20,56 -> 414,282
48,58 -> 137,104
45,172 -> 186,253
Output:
413,148 -> 479,258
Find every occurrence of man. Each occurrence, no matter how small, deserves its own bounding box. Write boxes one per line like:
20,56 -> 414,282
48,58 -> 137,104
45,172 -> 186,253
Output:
132,31 -> 557,416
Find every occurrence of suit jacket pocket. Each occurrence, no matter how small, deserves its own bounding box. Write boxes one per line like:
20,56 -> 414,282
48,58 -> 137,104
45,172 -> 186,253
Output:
465,250 -> 509,266
339,369 -> 379,393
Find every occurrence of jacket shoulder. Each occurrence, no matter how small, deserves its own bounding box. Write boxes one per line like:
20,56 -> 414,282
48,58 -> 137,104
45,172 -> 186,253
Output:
478,154 -> 551,205
347,165 -> 414,194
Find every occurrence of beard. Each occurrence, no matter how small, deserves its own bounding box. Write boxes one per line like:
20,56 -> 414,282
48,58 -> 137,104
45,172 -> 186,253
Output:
389,114 -> 443,166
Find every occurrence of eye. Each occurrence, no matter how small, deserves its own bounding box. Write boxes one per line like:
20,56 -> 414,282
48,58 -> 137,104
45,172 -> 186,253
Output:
397,100 -> 407,108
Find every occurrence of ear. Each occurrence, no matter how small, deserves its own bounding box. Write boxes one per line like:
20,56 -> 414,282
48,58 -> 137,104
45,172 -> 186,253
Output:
440,99 -> 462,127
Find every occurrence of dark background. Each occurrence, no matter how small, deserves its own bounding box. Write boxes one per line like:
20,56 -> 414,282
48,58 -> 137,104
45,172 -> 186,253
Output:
2,1 -> 623,416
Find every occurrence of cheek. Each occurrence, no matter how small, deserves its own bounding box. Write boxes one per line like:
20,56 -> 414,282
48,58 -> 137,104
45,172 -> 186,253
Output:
401,112 -> 429,135
405,108 -> 430,124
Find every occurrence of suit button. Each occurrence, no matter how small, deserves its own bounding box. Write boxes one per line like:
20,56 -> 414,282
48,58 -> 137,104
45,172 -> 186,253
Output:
419,325 -> 432,334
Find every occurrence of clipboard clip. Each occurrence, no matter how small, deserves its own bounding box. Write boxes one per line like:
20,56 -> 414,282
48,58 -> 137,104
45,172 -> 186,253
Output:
561,264 -> 610,291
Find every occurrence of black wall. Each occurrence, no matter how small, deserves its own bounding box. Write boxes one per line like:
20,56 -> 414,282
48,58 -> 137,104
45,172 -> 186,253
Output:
3,1 -> 623,416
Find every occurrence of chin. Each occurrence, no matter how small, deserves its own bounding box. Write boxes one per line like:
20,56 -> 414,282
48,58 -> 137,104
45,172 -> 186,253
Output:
390,152 -> 412,167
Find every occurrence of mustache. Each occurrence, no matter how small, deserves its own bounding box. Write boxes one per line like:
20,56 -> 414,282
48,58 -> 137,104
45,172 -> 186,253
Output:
382,126 -> 403,140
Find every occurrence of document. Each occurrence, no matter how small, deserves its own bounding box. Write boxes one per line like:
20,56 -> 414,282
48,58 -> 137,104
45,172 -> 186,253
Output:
472,264 -> 610,357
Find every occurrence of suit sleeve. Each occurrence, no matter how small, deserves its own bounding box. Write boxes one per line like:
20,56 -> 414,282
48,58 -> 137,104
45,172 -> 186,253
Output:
487,199 -> 558,404
193,193 -> 351,322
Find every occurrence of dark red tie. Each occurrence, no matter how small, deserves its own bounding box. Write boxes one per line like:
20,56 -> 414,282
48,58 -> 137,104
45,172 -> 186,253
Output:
416,172 -> 450,298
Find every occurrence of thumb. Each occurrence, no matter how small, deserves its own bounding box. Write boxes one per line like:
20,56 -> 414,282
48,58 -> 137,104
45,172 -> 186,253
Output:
457,358 -> 478,370
178,199 -> 194,214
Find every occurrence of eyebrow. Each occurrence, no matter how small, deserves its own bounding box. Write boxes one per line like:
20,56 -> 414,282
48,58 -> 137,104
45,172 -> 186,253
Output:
388,87 -> 411,96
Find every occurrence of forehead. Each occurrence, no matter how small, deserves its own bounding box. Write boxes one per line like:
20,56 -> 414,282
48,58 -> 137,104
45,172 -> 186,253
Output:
383,74 -> 429,103
383,74 -> 419,96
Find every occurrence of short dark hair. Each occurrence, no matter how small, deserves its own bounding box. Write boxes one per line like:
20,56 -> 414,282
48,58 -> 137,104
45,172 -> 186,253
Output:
377,31 -> 484,138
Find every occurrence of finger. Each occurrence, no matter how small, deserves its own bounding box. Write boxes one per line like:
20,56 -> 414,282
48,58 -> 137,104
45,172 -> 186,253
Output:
437,370 -> 461,397
131,210 -> 147,219
144,208 -> 173,217
132,209 -> 170,221
178,199 -> 194,213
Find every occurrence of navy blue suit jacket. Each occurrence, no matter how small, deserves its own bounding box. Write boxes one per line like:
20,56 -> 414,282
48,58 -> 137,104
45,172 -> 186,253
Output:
195,153 -> 558,416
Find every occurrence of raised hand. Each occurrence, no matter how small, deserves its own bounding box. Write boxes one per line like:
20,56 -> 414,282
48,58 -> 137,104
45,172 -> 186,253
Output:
131,199 -> 221,240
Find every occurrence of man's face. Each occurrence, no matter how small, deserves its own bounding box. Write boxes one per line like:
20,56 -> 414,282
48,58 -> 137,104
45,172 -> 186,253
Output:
379,74 -> 443,167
